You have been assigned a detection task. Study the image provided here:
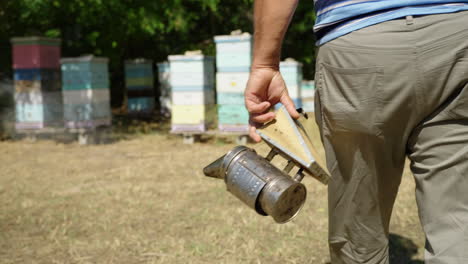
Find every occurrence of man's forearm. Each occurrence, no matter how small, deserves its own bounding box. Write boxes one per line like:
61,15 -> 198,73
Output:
252,0 -> 299,70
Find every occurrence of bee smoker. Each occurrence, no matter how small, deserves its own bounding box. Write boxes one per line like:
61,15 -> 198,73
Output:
204,145 -> 308,223
203,106 -> 330,223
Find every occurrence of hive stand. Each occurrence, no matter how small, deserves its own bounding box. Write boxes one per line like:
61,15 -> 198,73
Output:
68,126 -> 111,145
173,129 -> 249,145
15,127 -> 66,142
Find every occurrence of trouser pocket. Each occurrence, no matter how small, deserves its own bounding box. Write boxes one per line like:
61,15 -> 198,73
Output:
317,62 -> 384,135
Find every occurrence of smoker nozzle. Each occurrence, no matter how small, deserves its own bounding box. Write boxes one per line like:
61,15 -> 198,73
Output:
203,155 -> 225,179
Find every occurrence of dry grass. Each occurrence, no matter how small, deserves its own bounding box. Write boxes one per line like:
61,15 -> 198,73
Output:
0,120 -> 424,263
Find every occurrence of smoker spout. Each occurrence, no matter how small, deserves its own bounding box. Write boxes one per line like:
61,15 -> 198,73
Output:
203,155 -> 225,179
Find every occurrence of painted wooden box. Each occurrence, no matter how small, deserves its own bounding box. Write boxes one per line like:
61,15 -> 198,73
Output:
14,69 -> 62,92
302,99 -> 315,113
216,72 -> 250,93
217,105 -> 249,125
217,93 -> 244,105
286,85 -> 301,101
301,80 -> 315,98
157,62 -> 171,117
280,59 -> 303,87
214,32 -> 252,72
157,62 -> 170,95
61,56 -> 111,128
218,123 -> 249,133
125,59 -> 155,114
128,97 -> 155,114
169,54 -> 216,132
168,54 -> 215,90
15,91 -> 63,130
280,59 -> 303,101
11,37 -> 61,69
274,98 -> 303,110
171,104 -> 216,132
62,89 -> 111,129
61,56 -> 110,91
125,59 -> 154,90
63,103 -> 111,128
14,68 -> 63,130
172,90 -> 215,105
171,104 -> 216,124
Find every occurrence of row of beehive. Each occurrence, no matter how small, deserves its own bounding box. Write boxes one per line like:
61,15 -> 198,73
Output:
11,36 -> 314,133
165,32 -> 310,133
11,37 -> 111,131
159,56 -> 314,133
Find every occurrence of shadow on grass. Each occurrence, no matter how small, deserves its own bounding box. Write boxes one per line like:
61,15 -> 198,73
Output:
324,233 -> 424,264
389,233 -> 424,264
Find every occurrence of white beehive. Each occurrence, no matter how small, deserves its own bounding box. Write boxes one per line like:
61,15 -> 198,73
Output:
279,59 -> 303,109
168,52 -> 215,133
214,31 -> 253,133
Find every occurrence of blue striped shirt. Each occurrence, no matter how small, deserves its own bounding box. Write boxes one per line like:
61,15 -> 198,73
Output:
314,0 -> 468,45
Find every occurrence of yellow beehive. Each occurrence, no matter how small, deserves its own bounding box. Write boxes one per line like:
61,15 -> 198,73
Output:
171,104 -> 216,125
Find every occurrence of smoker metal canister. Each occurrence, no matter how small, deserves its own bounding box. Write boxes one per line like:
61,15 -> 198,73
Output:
221,146 -> 307,223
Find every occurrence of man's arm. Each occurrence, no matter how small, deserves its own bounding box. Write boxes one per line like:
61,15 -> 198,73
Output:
245,0 -> 300,142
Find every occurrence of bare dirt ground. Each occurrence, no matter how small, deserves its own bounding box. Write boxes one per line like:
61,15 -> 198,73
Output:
0,121 -> 425,263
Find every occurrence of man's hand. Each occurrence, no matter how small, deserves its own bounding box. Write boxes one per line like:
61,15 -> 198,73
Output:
246,0 -> 299,142
245,67 -> 300,142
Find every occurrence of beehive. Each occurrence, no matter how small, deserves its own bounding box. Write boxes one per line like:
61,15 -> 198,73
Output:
60,55 -> 111,129
278,59 -> 303,109
301,80 -> 315,113
125,59 -> 154,115
214,31 -> 252,133
11,37 -> 61,69
157,62 -> 171,118
168,53 -> 215,133
11,37 -> 63,130
214,31 -> 252,72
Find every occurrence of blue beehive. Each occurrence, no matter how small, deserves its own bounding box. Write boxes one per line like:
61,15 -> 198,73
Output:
125,59 -> 154,115
61,55 -> 111,129
214,31 -> 252,133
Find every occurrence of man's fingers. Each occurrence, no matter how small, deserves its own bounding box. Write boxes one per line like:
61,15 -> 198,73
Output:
249,124 -> 262,143
280,93 -> 300,119
245,100 -> 271,114
250,111 -> 275,124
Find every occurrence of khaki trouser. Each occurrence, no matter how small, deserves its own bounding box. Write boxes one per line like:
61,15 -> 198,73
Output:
314,11 -> 468,264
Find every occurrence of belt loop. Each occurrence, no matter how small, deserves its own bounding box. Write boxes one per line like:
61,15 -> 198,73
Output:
406,15 -> 414,25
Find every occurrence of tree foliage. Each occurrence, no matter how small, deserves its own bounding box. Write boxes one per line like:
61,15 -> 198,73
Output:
0,0 -> 316,107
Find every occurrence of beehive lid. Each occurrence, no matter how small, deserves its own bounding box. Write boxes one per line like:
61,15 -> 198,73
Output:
60,55 -> 109,64
280,58 -> 303,68
214,30 -> 252,43
256,106 -> 330,184
168,52 -> 214,62
125,58 -> 153,64
10,36 -> 61,46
